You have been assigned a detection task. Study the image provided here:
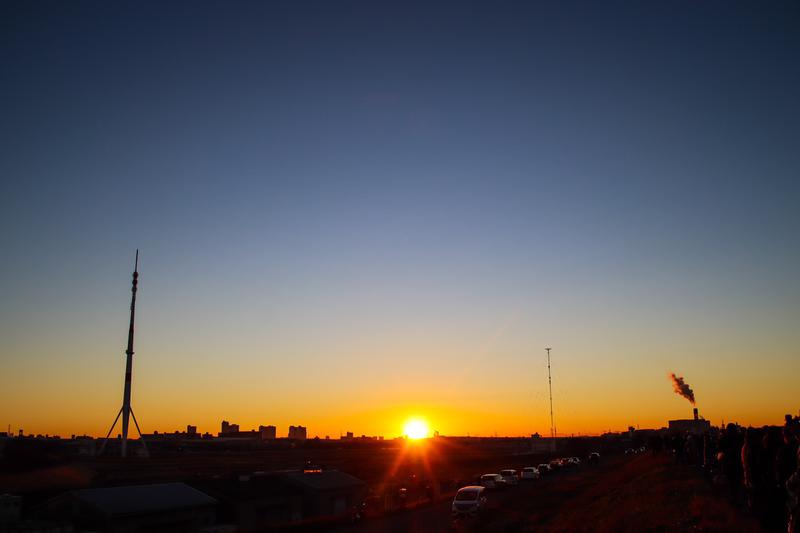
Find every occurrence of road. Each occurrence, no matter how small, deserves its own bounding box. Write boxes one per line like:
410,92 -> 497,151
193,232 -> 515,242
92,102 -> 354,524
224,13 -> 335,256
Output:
330,457 -> 627,532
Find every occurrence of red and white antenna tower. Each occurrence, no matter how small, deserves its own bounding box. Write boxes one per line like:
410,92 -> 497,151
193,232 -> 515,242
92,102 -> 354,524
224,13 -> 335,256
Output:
100,250 -> 148,458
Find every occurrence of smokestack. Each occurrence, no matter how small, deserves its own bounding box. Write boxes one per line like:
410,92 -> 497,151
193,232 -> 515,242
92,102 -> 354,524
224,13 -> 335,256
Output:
693,408 -> 698,420
668,373 -> 696,405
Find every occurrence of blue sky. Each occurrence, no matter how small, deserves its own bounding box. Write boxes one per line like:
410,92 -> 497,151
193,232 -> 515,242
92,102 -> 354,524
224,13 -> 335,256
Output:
1,1 -> 798,436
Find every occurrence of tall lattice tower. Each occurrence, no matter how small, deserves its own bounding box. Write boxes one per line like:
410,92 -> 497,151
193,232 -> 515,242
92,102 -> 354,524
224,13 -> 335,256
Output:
100,250 -> 148,458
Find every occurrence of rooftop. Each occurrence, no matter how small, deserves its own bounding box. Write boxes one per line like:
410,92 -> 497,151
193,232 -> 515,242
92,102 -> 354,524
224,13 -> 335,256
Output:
282,470 -> 365,491
72,482 -> 217,516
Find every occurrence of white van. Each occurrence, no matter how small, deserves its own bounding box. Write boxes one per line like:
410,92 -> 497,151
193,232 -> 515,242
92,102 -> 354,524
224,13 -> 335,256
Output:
451,486 -> 487,517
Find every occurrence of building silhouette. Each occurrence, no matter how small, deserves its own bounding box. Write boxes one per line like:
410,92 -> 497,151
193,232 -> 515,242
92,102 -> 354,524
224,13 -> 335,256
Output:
39,483 -> 217,531
668,408 -> 711,434
220,421 -> 240,436
288,426 -> 307,440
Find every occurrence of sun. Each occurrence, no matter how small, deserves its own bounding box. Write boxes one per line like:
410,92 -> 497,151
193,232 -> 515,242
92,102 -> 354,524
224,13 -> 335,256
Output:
403,418 -> 430,440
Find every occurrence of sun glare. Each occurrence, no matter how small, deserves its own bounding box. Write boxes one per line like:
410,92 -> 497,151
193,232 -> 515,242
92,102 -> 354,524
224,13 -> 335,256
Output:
403,418 -> 430,440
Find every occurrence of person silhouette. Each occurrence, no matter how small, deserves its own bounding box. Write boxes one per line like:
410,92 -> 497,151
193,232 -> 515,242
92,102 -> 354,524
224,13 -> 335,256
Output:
787,443 -> 800,533
719,423 -> 744,504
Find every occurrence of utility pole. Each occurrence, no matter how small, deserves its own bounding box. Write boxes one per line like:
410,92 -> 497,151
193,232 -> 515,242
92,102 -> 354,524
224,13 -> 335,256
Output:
546,347 -> 556,451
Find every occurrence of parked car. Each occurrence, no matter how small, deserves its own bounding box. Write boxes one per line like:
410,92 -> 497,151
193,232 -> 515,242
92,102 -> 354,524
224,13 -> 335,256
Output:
521,466 -> 540,480
499,469 -> 519,485
537,463 -> 551,475
452,486 -> 487,517
480,473 -> 506,489
569,457 -> 581,466
588,452 -> 600,465
548,459 -> 562,471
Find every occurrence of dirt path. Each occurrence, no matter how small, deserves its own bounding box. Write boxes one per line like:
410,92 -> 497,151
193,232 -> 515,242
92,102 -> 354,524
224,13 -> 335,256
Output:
520,453 -> 761,532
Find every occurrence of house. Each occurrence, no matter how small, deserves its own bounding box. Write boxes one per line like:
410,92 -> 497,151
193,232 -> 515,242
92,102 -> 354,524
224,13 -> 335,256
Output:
281,469 -> 365,521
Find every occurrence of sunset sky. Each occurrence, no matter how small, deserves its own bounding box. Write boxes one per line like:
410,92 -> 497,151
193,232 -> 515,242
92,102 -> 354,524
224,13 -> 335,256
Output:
1,1 -> 799,439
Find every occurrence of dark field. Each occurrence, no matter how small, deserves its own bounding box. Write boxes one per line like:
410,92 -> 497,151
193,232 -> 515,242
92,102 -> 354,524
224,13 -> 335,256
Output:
0,438 -> 764,532
1,438 -> 572,496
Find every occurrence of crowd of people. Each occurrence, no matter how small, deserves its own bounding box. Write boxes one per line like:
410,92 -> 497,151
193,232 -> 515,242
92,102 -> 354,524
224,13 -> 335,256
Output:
655,414 -> 800,532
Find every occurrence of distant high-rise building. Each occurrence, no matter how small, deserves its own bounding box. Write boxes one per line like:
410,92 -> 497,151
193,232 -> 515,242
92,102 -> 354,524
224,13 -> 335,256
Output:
288,425 -> 307,440
186,425 -> 197,435
259,425 -> 276,440
220,420 -> 240,435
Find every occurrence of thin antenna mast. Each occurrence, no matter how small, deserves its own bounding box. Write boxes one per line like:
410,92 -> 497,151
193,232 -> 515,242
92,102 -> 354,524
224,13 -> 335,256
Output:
100,250 -> 148,458
546,347 -> 556,450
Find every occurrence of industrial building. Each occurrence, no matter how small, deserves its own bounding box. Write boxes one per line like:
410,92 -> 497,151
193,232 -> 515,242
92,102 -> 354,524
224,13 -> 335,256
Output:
668,408 -> 711,434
